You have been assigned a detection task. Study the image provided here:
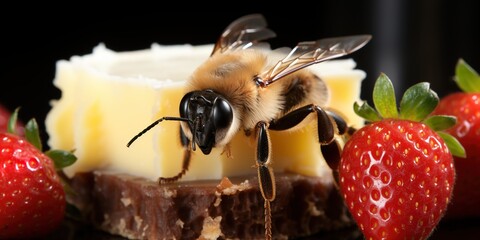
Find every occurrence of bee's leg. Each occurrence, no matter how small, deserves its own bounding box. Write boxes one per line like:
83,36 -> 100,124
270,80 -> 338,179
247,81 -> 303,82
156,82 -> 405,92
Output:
324,110 -> 347,135
269,105 -> 348,185
319,110 -> 348,185
270,104 -> 335,142
323,110 -> 359,184
255,121 -> 275,240
158,126 -> 192,184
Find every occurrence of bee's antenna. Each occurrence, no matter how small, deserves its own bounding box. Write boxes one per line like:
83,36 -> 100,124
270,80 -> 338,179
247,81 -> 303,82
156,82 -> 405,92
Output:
127,117 -> 191,147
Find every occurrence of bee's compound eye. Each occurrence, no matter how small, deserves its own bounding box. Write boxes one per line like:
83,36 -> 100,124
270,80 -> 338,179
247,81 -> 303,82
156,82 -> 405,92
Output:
213,98 -> 233,130
179,92 -> 194,118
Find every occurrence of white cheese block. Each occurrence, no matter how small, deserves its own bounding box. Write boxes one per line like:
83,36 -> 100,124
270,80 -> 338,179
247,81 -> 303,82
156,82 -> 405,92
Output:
46,44 -> 366,183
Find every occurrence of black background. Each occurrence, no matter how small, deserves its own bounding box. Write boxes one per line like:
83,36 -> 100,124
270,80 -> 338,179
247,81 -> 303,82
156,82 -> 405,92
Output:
1,1 -> 479,143
1,2 -> 479,239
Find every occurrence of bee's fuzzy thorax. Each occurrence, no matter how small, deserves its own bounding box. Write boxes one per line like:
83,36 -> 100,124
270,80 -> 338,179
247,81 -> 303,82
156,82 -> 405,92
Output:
186,50 -> 284,132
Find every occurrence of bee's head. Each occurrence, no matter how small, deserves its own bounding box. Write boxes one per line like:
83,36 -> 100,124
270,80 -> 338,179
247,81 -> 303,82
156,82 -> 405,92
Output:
179,90 -> 234,154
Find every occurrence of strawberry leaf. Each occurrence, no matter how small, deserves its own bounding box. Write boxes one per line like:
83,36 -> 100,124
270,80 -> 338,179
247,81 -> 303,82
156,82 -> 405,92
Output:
46,149 -> 77,170
373,73 -> 398,119
25,118 -> 43,151
7,107 -> 20,134
437,131 -> 466,158
455,58 -> 480,93
400,82 -> 439,121
423,115 -> 457,131
354,101 -> 381,122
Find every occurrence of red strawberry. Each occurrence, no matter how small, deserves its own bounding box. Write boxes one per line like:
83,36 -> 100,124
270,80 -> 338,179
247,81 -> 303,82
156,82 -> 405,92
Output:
433,59 -> 480,219
339,74 -> 465,240
0,109 -> 76,239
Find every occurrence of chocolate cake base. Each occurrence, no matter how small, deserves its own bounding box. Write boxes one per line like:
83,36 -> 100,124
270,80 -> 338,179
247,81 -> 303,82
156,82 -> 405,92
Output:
68,171 -> 353,239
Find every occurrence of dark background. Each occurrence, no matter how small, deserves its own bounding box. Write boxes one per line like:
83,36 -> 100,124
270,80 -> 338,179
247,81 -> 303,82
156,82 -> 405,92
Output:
1,1 -> 479,142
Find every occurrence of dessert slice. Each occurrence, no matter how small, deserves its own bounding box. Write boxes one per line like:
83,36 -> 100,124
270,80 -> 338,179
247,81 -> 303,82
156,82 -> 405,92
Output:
46,44 -> 366,239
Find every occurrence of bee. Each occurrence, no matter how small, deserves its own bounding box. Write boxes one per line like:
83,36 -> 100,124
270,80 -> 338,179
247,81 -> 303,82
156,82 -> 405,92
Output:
128,14 -> 371,239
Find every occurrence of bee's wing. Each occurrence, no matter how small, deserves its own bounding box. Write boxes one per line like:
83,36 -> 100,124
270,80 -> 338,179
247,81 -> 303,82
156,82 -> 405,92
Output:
211,14 -> 276,55
258,35 -> 372,87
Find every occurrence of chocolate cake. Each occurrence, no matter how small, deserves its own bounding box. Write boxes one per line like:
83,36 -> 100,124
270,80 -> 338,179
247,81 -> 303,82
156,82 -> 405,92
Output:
68,172 -> 354,239
45,15 -> 369,239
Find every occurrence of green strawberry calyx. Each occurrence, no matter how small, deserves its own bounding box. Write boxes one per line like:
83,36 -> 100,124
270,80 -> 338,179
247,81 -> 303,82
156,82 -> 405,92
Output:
354,73 -> 466,158
455,58 -> 480,93
8,107 -> 77,169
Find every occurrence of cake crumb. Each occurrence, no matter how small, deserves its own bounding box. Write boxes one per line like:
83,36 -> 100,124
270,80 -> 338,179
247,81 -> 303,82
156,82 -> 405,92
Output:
142,224 -> 149,237
134,215 -> 143,230
307,200 -> 323,216
213,195 -> 222,207
221,179 -> 251,195
118,218 -> 126,231
216,177 -> 233,191
199,216 -> 222,240
163,187 -> 177,198
120,197 -> 132,207
176,219 -> 184,229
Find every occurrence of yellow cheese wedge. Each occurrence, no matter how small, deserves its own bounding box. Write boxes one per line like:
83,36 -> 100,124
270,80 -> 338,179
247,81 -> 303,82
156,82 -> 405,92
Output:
46,44 -> 366,182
